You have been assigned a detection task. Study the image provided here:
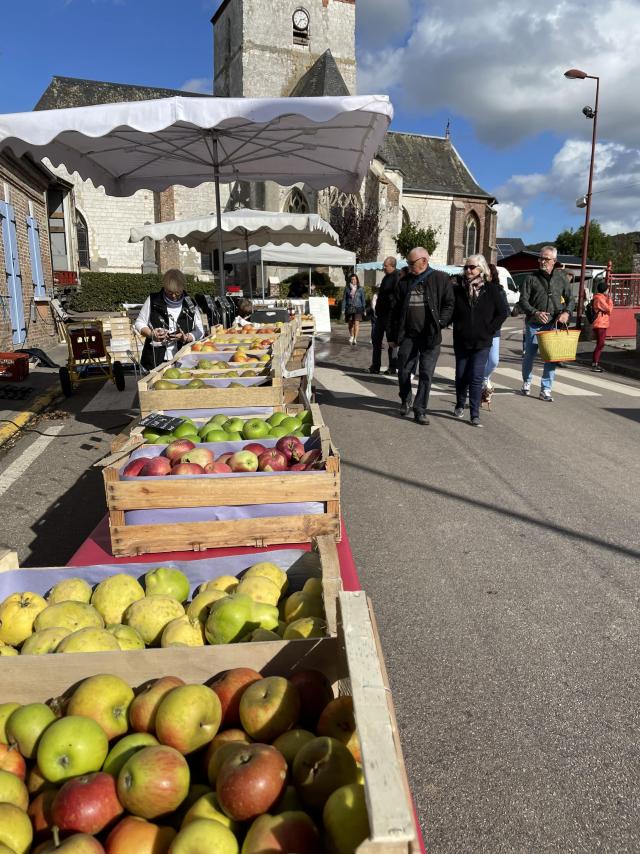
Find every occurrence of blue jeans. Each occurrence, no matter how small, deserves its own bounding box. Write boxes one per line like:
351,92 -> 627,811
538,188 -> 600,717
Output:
483,335 -> 500,382
522,322 -> 556,391
455,347 -> 491,419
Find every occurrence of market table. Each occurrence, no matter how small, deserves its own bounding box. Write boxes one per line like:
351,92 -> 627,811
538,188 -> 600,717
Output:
67,515 -> 426,853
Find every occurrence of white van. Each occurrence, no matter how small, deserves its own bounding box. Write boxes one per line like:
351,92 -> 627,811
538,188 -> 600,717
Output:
496,266 -> 519,311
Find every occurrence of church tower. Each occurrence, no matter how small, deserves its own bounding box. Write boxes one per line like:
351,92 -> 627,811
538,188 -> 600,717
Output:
212,0 -> 356,98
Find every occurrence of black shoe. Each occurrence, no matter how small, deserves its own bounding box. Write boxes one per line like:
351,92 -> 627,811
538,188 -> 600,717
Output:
368,367 -> 380,374
384,368 -> 397,376
591,363 -> 604,372
399,396 -> 413,417
470,416 -> 483,427
414,412 -> 430,425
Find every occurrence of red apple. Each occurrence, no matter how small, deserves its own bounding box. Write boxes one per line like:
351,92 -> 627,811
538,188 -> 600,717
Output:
205,461 -> 232,473
122,457 -> 152,477
117,746 -> 190,819
217,452 -> 234,466
239,676 -> 301,742
275,436 -> 304,462
299,449 -> 322,468
51,772 -> 124,835
28,787 -> 57,838
242,810 -> 320,854
0,743 -> 26,780
228,450 -> 259,472
170,463 -> 205,475
105,816 -> 176,854
139,457 -> 172,477
163,439 -> 196,463
203,728 -> 251,775
258,449 -> 288,472
207,668 -> 262,727
180,448 -> 215,468
317,696 -> 361,763
244,443 -> 266,456
37,834 -> 106,853
206,741 -> 248,788
216,743 -> 287,821
289,463 -> 306,471
289,670 -> 334,729
128,677 -> 185,733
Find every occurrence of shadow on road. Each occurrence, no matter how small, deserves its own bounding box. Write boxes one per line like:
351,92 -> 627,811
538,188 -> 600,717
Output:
605,408 -> 640,424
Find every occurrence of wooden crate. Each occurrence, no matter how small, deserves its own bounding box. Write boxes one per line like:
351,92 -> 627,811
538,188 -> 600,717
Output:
0,591 -> 418,853
103,426 -> 340,556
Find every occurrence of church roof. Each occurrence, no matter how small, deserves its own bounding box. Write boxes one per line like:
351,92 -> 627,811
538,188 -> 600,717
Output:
381,132 -> 493,200
289,50 -> 350,98
34,76 -> 211,111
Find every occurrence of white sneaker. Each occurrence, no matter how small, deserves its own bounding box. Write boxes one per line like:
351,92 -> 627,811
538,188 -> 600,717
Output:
521,381 -> 531,396
539,389 -> 553,402
348,336 -> 354,345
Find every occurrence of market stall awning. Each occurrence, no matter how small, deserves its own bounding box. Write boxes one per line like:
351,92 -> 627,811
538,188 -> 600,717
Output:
224,243 -> 355,267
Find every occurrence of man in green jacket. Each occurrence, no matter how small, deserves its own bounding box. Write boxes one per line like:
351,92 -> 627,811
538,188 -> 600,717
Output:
518,246 -> 574,402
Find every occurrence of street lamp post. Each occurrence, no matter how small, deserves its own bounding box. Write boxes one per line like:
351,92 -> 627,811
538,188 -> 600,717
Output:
564,68 -> 600,328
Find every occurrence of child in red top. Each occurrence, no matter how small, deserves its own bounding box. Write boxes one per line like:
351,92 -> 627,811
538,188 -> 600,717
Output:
591,281 -> 614,372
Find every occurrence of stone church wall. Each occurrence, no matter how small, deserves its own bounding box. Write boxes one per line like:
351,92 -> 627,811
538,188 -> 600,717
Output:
402,194 -> 454,265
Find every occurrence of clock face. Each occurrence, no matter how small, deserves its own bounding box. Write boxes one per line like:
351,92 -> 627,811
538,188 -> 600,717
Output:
293,8 -> 309,30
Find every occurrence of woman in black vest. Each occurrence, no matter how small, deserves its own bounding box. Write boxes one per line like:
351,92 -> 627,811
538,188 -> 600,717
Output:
135,269 -> 204,371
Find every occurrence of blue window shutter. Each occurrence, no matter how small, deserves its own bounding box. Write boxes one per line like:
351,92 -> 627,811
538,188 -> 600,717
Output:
26,215 -> 46,299
0,200 -> 26,345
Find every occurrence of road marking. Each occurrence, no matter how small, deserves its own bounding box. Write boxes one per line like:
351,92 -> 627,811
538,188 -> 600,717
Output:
552,369 -> 640,397
0,424 -> 65,498
314,367 -> 378,398
495,367 -> 599,396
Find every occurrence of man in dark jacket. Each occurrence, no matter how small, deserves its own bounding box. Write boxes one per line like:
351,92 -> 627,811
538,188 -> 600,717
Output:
518,246 -> 574,402
369,256 -> 399,374
389,247 -> 455,425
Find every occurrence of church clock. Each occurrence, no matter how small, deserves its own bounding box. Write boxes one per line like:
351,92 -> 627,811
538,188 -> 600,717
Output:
293,8 -> 309,32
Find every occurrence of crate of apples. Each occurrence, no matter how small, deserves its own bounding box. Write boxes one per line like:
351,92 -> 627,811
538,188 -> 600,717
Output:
0,666 -> 367,854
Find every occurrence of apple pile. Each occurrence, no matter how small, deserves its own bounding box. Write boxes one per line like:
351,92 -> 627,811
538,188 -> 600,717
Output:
141,411 -> 313,445
0,562 -> 327,656
0,666 -> 368,854
124,434 -> 322,477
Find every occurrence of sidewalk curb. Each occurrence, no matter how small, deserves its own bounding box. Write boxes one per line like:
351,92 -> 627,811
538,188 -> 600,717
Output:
576,355 -> 640,382
0,387 -> 63,450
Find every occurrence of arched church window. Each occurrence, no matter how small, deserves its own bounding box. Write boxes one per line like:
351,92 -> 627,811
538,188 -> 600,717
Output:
285,187 -> 309,214
464,213 -> 479,257
76,211 -> 90,269
293,8 -> 310,45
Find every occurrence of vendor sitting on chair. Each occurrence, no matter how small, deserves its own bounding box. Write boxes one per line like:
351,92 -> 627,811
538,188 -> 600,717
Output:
135,269 -> 204,371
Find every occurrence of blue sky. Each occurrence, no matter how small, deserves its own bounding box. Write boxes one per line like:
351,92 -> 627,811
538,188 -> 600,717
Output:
2,0 -> 638,242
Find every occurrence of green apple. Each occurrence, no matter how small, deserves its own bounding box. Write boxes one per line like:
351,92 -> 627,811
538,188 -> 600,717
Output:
268,425 -> 290,439
181,792 -> 238,834
224,432 -> 243,441
124,596 -> 185,647
205,595 -> 257,645
144,567 -> 190,603
223,417 -> 244,434
244,628 -> 280,642
67,674 -> 134,740
91,574 -> 145,625
242,419 -> 270,440
0,704 -> 20,744
155,685 -> 221,755
298,410 -> 313,424
249,601 -> 279,632
299,424 -> 312,437
103,732 -> 159,777
20,626 -> 71,655
283,617 -> 326,640
267,412 -> 287,427
37,716 -> 109,783
186,589 -> 227,624
202,429 -> 228,443
106,623 -> 146,651
284,591 -> 324,623
56,627 -> 120,653
0,802 -> 33,854
46,577 -> 92,605
323,783 -> 370,853
6,703 -> 56,758
302,577 -> 322,597
272,729 -> 315,767
169,819 -> 238,854
34,601 -> 104,633
278,416 -> 301,433
164,367 -> 183,379
209,414 -> 230,426
0,769 -> 29,810
142,429 -> 162,443
156,435 -> 173,444
292,736 -> 358,809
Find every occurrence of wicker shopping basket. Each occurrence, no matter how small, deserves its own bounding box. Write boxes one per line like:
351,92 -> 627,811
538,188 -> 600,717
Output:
535,324 -> 581,362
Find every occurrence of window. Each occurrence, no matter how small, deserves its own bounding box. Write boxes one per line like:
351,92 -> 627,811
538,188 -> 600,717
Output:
201,252 -> 214,272
47,188 -> 67,264
464,214 -> 479,257
285,187 -> 309,214
76,212 -> 90,269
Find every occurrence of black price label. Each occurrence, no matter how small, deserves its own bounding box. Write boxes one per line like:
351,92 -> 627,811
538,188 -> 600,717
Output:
139,413 -> 186,433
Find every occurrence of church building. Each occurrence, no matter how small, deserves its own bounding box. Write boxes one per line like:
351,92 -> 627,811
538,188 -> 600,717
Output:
33,0 -> 497,284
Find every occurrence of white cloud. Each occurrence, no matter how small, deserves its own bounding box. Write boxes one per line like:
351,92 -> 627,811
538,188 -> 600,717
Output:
495,202 -> 532,235
497,139 -> 640,233
357,0 -> 640,148
357,0 -> 412,50
180,78 -> 213,95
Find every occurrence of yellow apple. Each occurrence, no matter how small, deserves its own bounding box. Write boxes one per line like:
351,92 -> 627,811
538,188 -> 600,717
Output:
186,589 -> 227,624
20,626 -> 70,655
106,623 -> 146,651
283,591 -> 324,623
46,577 -> 92,604
0,802 -> 33,854
0,592 -> 47,646
236,576 -> 280,607
125,596 -> 185,647
243,562 -> 288,594
34,601 -> 104,633
161,617 -> 205,648
91,574 -> 145,625
56,627 -> 120,654
200,576 -> 239,595
282,617 -> 326,640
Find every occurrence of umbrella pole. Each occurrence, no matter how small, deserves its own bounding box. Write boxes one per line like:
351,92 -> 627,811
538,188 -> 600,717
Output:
212,137 -> 226,298
244,233 -> 253,301
261,259 -> 265,299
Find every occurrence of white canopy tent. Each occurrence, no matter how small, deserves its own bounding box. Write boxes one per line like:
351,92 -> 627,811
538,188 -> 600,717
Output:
129,210 -> 340,299
0,94 -> 392,292
224,242 -> 356,297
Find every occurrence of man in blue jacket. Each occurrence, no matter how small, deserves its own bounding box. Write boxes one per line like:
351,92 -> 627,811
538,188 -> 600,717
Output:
389,247 -> 455,425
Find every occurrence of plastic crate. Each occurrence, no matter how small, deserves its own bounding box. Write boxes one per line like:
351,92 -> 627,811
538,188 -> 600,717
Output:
0,352 -> 29,382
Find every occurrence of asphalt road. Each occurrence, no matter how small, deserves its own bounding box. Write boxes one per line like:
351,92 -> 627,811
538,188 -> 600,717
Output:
1,325 -> 639,852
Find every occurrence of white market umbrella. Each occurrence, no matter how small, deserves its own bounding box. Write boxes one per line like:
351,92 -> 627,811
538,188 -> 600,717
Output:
129,209 -> 340,298
225,242 -> 356,297
0,95 -> 392,291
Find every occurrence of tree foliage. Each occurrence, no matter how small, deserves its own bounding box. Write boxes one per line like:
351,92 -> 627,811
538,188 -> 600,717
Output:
394,221 -> 439,259
554,221 -> 611,264
329,199 -> 381,267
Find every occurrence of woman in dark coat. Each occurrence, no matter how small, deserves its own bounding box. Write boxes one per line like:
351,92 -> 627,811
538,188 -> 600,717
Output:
451,254 -> 509,427
341,273 -> 366,346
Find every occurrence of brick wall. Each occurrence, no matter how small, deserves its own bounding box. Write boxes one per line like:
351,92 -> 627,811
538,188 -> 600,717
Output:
0,155 -> 57,352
